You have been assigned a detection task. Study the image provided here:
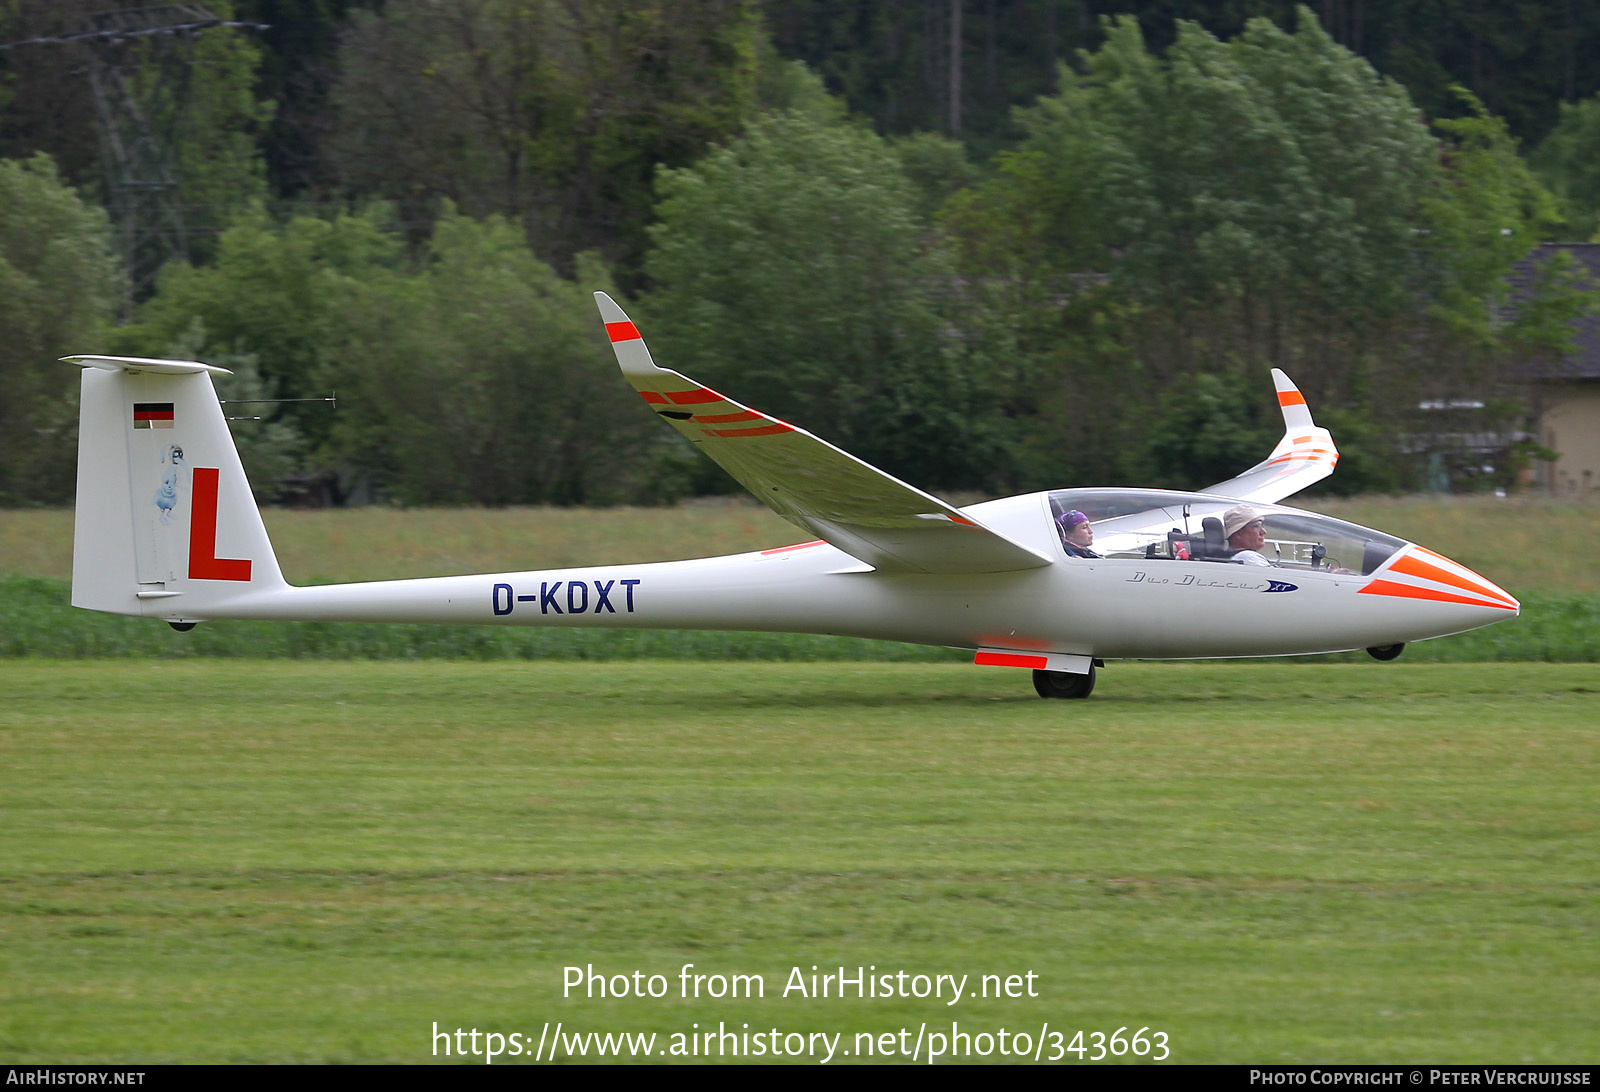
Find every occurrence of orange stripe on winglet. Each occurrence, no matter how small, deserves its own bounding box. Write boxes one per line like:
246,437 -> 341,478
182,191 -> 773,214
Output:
703,422 -> 794,438
1278,390 -> 1307,407
1387,553 -> 1519,608
606,321 -> 640,342
975,651 -> 1049,669
1358,579 -> 1516,610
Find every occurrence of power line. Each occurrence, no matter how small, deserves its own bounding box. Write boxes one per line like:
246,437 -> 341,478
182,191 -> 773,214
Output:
1,5 -> 269,311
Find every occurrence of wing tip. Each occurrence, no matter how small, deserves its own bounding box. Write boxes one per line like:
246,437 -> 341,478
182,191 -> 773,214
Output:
1271,368 -> 1314,426
593,291 -> 628,323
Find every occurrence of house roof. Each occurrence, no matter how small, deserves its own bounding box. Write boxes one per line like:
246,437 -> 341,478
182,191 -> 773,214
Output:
1508,243 -> 1600,380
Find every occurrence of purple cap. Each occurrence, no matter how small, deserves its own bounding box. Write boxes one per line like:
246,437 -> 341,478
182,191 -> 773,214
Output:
1058,510 -> 1090,530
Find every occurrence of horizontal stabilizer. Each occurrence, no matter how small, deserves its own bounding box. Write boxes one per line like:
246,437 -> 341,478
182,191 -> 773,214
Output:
63,355 -> 233,376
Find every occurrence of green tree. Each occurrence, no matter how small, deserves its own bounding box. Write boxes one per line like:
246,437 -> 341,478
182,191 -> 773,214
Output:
160,318 -> 306,503
945,10 -> 1566,492
1414,90 -> 1576,482
327,0 -> 766,282
1141,371 -> 1278,491
644,110 -> 1001,489
1426,91 -> 1564,342
0,154 -> 121,505
116,202 -> 402,485
147,5 -> 275,264
1530,93 -> 1600,241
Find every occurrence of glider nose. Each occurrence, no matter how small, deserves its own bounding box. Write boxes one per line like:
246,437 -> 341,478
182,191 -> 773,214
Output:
1360,545 -> 1520,615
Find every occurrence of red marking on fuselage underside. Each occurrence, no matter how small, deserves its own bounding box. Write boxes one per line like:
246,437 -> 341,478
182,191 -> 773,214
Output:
1357,578 -> 1515,610
188,467 -> 252,582
694,410 -> 763,423
974,651 -> 1049,669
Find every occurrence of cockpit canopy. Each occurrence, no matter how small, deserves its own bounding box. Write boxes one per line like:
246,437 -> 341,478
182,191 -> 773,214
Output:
1047,489 -> 1406,576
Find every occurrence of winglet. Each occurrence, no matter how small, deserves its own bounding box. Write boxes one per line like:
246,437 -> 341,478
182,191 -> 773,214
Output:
595,292 -> 663,381
1272,369 -> 1313,431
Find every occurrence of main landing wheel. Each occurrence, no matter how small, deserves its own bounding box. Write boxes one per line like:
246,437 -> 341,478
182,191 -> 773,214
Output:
1366,643 -> 1405,661
1033,665 -> 1096,699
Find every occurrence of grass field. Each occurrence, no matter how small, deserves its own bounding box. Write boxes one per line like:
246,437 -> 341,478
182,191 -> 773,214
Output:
2,660 -> 1595,1063
2,499 -> 1595,1063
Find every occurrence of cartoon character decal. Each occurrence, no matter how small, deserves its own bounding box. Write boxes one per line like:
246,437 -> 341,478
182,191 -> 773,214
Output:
153,444 -> 186,524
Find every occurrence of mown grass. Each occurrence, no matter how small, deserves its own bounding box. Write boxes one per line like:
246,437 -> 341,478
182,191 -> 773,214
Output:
0,661 -> 1595,1063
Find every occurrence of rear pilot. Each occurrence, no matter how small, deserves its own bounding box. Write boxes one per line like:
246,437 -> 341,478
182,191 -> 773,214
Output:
1058,510 -> 1102,558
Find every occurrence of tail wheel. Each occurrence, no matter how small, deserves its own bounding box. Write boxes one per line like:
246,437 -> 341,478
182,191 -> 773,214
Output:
1366,643 -> 1404,661
1033,665 -> 1096,699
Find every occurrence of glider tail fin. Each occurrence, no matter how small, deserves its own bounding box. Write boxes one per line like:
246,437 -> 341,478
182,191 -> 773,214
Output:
64,356 -> 287,622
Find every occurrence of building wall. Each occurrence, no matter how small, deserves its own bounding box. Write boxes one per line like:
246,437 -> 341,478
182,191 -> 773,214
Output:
1540,381 -> 1600,493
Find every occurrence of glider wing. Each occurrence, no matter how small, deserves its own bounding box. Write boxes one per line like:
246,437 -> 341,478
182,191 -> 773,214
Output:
1204,370 -> 1339,504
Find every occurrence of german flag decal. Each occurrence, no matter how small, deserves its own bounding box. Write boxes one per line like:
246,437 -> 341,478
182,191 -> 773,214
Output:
133,403 -> 175,429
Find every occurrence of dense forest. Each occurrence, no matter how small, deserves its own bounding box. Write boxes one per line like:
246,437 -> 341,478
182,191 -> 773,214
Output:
2,0 -> 1597,507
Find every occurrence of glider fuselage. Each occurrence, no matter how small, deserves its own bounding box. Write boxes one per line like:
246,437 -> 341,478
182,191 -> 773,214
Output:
152,489 -> 1515,662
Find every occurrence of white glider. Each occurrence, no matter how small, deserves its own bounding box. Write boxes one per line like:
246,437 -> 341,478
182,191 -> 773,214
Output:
61,297 -> 1518,698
